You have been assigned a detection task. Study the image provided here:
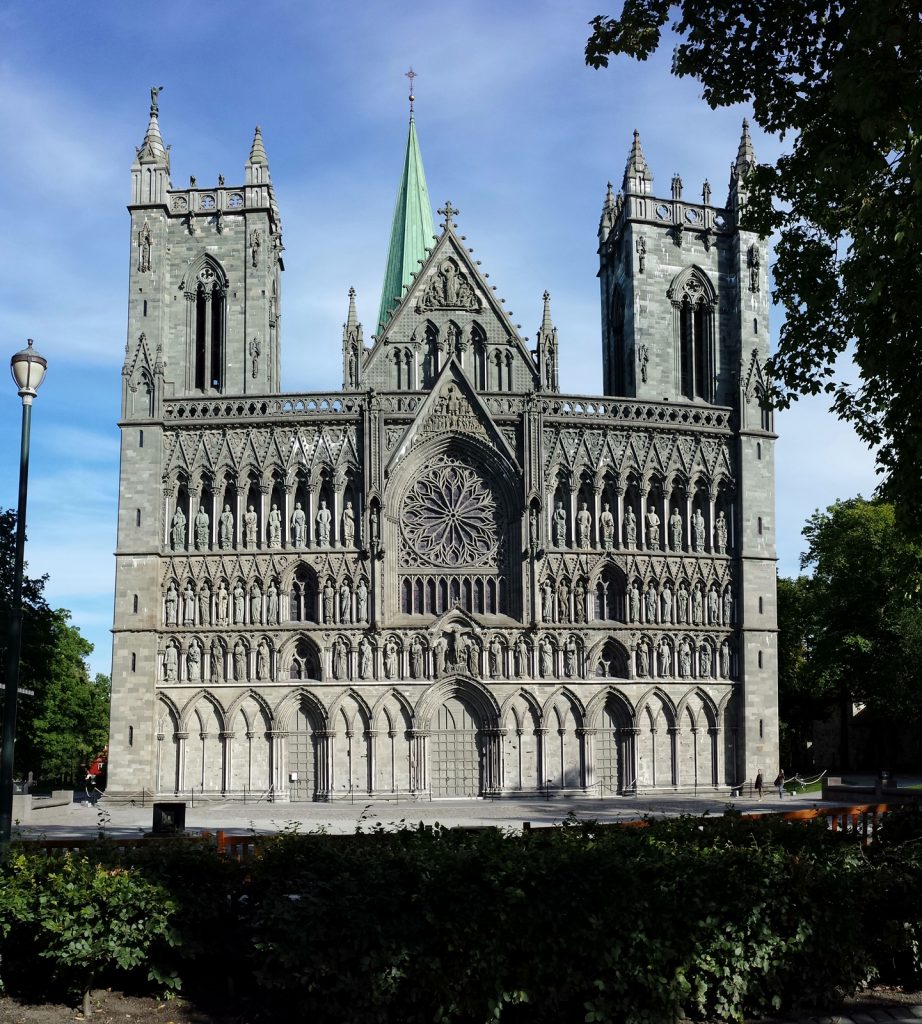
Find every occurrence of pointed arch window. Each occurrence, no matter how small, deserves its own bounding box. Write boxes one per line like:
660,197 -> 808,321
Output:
671,269 -> 716,402
187,261 -> 227,394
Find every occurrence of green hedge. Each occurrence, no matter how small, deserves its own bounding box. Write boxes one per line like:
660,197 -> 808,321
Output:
2,810 -> 921,1022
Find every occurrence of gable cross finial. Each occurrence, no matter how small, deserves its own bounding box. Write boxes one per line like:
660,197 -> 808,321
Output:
438,201 -> 458,228
405,67 -> 417,115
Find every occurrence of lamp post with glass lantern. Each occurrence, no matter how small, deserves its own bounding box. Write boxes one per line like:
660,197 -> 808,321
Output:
0,340 -> 48,847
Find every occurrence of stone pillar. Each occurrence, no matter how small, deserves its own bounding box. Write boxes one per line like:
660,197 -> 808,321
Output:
614,483 -> 624,551
535,727 -> 548,792
623,727 -> 639,793
283,484 -> 293,548
258,483 -> 270,548
592,486 -> 601,548
638,486 -> 648,551
187,488 -> 198,552
568,482 -> 579,549
668,726 -> 679,787
580,727 -> 596,790
233,476 -> 244,548
686,490 -> 694,554
708,490 -> 717,553
711,726 -> 722,789
220,731 -> 234,793
314,729 -> 334,801
155,732 -> 165,792
306,482 -> 315,550
175,732 -> 188,794
367,730 -> 379,795
387,730 -> 397,793
408,729 -> 428,793
483,729 -> 504,795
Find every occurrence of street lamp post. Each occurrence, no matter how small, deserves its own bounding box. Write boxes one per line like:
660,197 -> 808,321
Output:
0,340 -> 48,847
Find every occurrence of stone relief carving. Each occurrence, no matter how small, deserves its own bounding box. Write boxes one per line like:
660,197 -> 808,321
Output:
418,258 -> 481,312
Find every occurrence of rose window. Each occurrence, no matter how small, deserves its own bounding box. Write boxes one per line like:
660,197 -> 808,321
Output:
402,458 -> 500,568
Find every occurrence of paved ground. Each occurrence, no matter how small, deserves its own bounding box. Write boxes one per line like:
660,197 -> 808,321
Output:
13,788 -> 850,840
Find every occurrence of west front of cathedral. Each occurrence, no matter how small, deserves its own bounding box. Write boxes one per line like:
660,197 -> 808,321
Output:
107,92 -> 778,800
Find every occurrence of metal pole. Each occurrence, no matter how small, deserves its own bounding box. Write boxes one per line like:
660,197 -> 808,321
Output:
0,400 -> 32,848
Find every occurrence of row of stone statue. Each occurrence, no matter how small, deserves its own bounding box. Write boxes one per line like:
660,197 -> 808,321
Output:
163,637 -> 272,684
537,502 -> 729,554
628,580 -> 732,627
636,637 -> 733,680
164,576 -> 370,627
169,499 -> 365,551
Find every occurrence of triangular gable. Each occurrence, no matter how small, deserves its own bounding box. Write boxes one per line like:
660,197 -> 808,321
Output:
385,357 -> 518,476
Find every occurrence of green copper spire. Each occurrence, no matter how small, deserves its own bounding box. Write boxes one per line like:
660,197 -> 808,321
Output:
377,111 -> 435,334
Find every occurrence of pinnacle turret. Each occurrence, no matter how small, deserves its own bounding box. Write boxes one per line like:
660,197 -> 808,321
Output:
342,287 -> 364,389
536,290 -> 559,393
131,86 -> 171,204
598,181 -> 616,240
622,129 -> 652,195
248,125 -> 269,166
734,118 -> 756,178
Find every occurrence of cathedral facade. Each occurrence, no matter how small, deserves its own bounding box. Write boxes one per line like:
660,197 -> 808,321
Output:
107,92 -> 778,800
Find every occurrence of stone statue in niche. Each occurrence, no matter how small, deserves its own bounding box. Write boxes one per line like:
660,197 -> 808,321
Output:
139,221 -> 152,273
720,640 -> 730,678
347,346 -> 357,387
539,637 -> 553,677
219,505 -> 234,549
243,505 -> 258,548
515,635 -> 528,677
332,639 -> 346,680
164,644 -> 178,682
187,641 -> 201,682
183,584 -> 195,626
249,337 -> 261,379
636,234 -> 646,273
171,506 -> 186,550
677,584 -> 689,625
316,500 -> 332,546
233,582 -> 245,625
356,578 -> 369,623
576,503 -> 591,549
489,636 -> 501,677
692,509 -> 706,553
467,637 -> 480,677
629,582 -> 640,623
529,507 -> 539,551
267,504 -> 282,548
670,508 -> 683,552
723,587 -> 733,626
433,634 -> 447,677
165,582 -> 177,626
574,580 -> 586,624
692,585 -> 703,626
217,582 -> 229,625
194,506 -> 210,550
699,644 -> 711,678
557,578 -> 571,624
638,344 -> 649,383
708,586 -> 719,625
250,584 -> 262,625
210,642 -> 224,682
623,506 -> 637,548
290,503 -> 306,547
256,640 -> 269,681
384,639 -> 398,679
250,228 -> 261,268
636,641 -> 649,677
370,506 -> 380,543
359,638 -> 372,679
646,506 -> 660,549
748,244 -> 760,292
266,582 -> 278,625
541,578 -> 554,623
679,640 -> 692,678
661,584 -> 673,624
322,579 -> 335,623
600,503 -> 615,550
341,501 -> 355,547
658,639 -> 671,676
451,627 -> 468,672
233,641 -> 246,682
715,510 -> 728,555
198,583 -> 211,626
564,636 -> 578,678
552,501 -> 567,548
645,585 -> 657,624
411,637 -> 424,679
339,580 -> 351,624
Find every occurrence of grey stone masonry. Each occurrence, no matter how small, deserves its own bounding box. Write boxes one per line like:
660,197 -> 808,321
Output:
108,100 -> 777,801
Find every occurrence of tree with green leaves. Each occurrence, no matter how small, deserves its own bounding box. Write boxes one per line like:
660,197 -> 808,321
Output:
586,2 -> 922,528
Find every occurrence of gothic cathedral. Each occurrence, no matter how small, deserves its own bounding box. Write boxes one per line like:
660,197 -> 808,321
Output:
107,91 -> 777,800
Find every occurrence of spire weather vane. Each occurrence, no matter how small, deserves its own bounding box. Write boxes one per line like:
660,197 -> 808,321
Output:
405,67 -> 417,114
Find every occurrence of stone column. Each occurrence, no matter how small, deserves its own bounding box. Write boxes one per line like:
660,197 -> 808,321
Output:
638,486 -> 648,551
283,484 -> 293,548
367,730 -> 379,795
686,490 -> 694,554
187,488 -> 198,552
711,726 -> 722,789
220,731 -> 234,793
614,483 -> 624,551
579,727 -> 596,790
306,482 -> 315,549
314,729 -> 334,801
408,729 -> 428,793
592,485 -> 602,549
623,727 -> 639,793
668,726 -> 679,787
483,729 -> 504,795
568,482 -> 579,549
175,732 -> 188,794
155,733 -> 164,793
535,727 -> 549,793
387,730 -> 397,793
233,476 -> 244,549
259,483 -> 270,548
708,490 -> 717,554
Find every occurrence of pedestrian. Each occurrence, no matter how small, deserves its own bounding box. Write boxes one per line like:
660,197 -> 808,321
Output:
774,769 -> 785,798
754,769 -> 763,801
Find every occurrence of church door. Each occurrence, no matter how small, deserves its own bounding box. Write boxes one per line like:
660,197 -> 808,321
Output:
430,696 -> 482,798
288,702 -> 318,801
595,701 -> 624,795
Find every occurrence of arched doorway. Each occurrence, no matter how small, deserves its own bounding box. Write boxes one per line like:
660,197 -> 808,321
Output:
430,694 -> 482,798
288,695 -> 321,801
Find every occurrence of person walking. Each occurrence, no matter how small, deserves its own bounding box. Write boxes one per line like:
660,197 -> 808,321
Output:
754,769 -> 764,800
774,769 -> 785,798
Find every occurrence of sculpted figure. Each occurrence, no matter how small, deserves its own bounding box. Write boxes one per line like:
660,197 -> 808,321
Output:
433,634 -> 447,677
708,586 -> 719,625
670,508 -> 683,552
339,580 -> 352,624
356,579 -> 369,623
256,640 -> 269,681
646,505 -> 660,549
194,506 -> 210,550
715,510 -> 728,554
468,638 -> 479,676
557,578 -> 570,624
219,504 -> 234,549
576,502 -> 591,549
552,501 -> 567,548
266,582 -> 278,625
629,582 -> 640,624
164,582 -> 178,625
233,582 -> 245,624
574,580 -> 586,623
250,583 -> 262,625
171,506 -> 186,550
164,644 -> 178,682
599,503 -> 615,550
722,587 -> 732,626
384,639 -> 398,679
210,642 -> 224,682
359,638 -> 372,679
677,584 -> 689,625
692,509 -> 706,553
198,583 -> 211,626
679,640 -> 692,678
267,504 -> 282,548
316,500 -> 332,546
636,642 -> 649,677
515,635 -> 528,677
658,639 -> 671,677
692,586 -> 703,626
529,507 -> 539,550
623,506 -> 637,548
370,506 -> 379,543
645,585 -> 657,624
564,636 -> 578,678
661,583 -> 673,624
341,501 -> 355,547
332,639 -> 346,680
539,637 -> 553,678
243,505 -> 258,548
489,636 -> 501,677
699,644 -> 712,678
182,641 -> 200,686
542,578 -> 554,623
322,579 -> 335,623
291,502 -> 306,547
720,640 -> 730,678
183,584 -> 195,626
217,582 -> 229,625
233,641 -> 246,681
411,638 -> 424,679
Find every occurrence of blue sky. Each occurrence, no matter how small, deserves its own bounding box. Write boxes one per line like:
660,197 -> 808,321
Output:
0,1 -> 877,676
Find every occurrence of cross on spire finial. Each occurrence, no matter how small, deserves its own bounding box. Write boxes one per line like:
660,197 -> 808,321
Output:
405,67 -> 417,115
438,201 -> 458,227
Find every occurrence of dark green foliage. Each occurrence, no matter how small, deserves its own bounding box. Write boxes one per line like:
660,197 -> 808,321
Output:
585,2 -> 922,527
3,814 -> 921,1021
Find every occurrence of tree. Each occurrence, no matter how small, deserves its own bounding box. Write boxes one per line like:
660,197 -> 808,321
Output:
586,2 -> 922,528
0,509 -> 109,783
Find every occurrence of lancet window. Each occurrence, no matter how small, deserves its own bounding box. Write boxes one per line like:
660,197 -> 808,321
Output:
187,261 -> 227,393
672,268 -> 716,402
